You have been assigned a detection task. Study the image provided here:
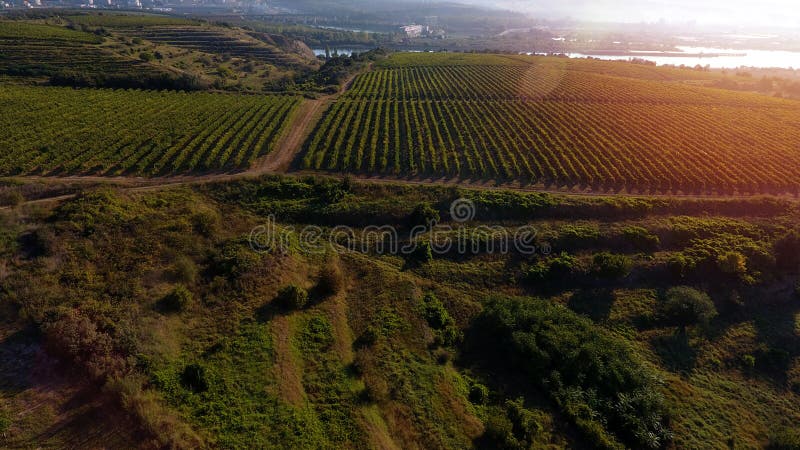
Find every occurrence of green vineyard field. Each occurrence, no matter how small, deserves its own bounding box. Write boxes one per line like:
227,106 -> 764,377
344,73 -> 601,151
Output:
0,86 -> 300,176
302,53 -> 800,194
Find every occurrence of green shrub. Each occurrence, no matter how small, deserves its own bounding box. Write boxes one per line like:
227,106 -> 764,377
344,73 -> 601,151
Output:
212,238 -> 263,278
667,254 -> 696,279
592,252 -> 633,280
481,406 -> 518,448
410,202 -> 440,227
408,241 -> 433,266
420,292 -> 460,346
43,309 -> 128,381
716,251 -> 748,276
526,253 -> 582,285
355,326 -> 379,348
317,262 -> 344,297
505,398 -> 545,444
658,286 -> 717,331
190,210 -> 219,236
741,354 -> 756,371
139,51 -> 155,62
478,398 -> 552,449
217,65 -> 235,78
421,292 -> 451,330
622,226 -> 660,252
160,284 -> 193,313
169,256 -> 198,284
467,297 -> 671,449
276,284 -> 308,309
558,225 -> 601,249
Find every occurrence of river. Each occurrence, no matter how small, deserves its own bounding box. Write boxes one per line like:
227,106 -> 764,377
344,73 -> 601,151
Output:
565,46 -> 800,69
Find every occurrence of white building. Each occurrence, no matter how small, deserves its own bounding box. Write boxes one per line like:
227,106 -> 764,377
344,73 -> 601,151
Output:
401,25 -> 424,38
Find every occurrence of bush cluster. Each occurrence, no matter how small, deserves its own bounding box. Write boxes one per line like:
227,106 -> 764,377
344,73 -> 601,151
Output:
467,296 -> 672,449
276,284 -> 309,310
420,293 -> 460,346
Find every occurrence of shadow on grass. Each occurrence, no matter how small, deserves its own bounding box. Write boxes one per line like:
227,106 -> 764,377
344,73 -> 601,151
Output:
255,285 -> 336,323
0,327 -> 41,395
651,330 -> 698,374
567,288 -> 615,321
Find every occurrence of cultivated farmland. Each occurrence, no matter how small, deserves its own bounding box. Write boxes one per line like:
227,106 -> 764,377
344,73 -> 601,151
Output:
0,86 -> 300,176
301,53 -> 800,194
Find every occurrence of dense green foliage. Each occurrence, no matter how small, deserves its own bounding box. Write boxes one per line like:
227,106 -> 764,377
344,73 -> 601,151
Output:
467,296 -> 672,449
0,86 -> 299,176
658,287 -> 717,330
305,48 -> 388,91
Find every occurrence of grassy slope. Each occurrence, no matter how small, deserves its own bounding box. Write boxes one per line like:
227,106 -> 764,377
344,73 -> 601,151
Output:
0,177 -> 798,448
0,16 -> 319,92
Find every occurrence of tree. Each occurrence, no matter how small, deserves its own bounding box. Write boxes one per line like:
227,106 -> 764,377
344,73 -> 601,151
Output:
659,287 -> 717,332
410,203 -> 439,228
716,251 -> 747,277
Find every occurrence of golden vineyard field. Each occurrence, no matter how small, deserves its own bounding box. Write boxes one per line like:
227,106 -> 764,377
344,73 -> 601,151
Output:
301,53 -> 800,194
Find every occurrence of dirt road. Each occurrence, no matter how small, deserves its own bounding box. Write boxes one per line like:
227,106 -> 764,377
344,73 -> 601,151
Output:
252,98 -> 326,174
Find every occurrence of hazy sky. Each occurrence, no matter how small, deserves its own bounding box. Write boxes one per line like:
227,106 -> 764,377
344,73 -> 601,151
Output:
461,0 -> 800,27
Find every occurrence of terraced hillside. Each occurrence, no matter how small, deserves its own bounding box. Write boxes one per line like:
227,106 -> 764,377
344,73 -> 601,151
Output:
0,21 -> 172,83
115,26 -> 312,68
0,86 -> 300,176
301,53 -> 800,195
0,15 -> 319,92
